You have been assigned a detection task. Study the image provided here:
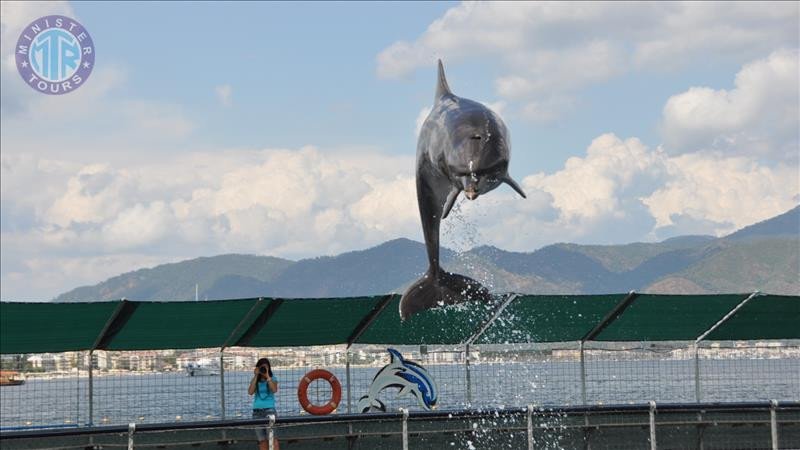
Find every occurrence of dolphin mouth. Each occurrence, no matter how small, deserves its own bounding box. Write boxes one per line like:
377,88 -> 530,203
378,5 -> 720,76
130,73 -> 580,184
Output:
464,190 -> 479,200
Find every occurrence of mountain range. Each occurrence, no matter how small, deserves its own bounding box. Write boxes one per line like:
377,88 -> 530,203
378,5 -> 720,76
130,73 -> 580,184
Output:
54,206 -> 800,302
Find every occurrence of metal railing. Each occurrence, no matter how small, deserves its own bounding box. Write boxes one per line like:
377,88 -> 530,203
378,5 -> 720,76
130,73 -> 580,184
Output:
2,402 -> 798,449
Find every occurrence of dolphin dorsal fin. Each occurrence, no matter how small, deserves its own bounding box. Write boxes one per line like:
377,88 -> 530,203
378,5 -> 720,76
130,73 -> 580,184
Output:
435,59 -> 452,102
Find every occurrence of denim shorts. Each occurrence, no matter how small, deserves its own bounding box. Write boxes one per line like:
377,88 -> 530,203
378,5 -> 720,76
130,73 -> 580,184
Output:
252,408 -> 277,441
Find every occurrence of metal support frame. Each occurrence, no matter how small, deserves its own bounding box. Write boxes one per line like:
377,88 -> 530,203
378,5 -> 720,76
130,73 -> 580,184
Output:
582,291 -> 638,342
459,293 -> 520,407
579,341 -> 587,405
127,423 -> 135,450
465,344 -> 472,406
91,300 -> 139,351
88,351 -> 94,426
770,400 -> 779,450
345,294 -> 395,348
691,291 -> 761,405
694,343 -> 701,403
267,413 -> 275,450
221,298 -> 268,349
695,291 -> 761,343
526,404 -> 534,450
463,293 -> 519,346
234,299 -> 285,347
345,350 -> 352,413
575,291 -> 639,407
400,408 -> 409,450
649,400 -> 657,450
219,351 -> 226,420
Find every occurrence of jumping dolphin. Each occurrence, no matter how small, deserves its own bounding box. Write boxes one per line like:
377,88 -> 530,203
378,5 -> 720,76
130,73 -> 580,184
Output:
356,348 -> 437,413
399,60 -> 526,320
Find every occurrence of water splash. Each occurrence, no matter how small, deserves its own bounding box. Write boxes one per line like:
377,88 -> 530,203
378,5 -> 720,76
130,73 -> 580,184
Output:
441,199 -> 496,293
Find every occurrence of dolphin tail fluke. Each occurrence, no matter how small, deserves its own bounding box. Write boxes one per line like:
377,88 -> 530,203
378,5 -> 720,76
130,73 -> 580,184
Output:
399,268 -> 492,320
436,59 -> 453,101
357,396 -> 386,413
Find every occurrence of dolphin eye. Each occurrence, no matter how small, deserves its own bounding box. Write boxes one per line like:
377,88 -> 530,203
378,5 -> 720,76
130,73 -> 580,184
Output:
470,135 -> 482,140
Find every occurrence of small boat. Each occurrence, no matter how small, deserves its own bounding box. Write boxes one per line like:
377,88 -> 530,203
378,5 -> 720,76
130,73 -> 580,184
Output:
0,370 -> 26,386
184,359 -> 219,377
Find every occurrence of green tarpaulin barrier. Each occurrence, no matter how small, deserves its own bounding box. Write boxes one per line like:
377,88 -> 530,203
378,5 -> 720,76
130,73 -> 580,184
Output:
0,301 -> 120,354
1,293 -> 798,354
705,295 -> 800,341
354,296 -> 497,345
477,294 -> 623,344
594,294 -> 748,342
106,298 -> 265,351
246,296 -> 384,347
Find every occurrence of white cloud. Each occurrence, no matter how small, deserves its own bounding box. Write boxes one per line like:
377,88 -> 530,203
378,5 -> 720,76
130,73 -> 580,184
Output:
377,2 -> 798,121
525,134 -> 668,222
661,49 -> 799,162
642,154 -> 799,236
215,84 -> 233,107
1,146 -> 419,299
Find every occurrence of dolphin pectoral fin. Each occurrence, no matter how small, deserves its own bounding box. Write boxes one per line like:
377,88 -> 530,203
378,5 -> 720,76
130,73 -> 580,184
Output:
436,59 -> 453,101
399,269 -> 493,319
503,175 -> 527,199
441,187 -> 461,219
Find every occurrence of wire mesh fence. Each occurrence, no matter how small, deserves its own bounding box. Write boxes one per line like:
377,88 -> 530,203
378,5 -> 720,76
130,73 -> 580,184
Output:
1,341 -> 798,430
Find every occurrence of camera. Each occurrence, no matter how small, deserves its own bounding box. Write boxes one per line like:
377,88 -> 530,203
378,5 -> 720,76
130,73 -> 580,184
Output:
259,366 -> 267,374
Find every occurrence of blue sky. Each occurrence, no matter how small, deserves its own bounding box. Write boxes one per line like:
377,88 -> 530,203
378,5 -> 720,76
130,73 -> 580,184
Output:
1,2 -> 798,300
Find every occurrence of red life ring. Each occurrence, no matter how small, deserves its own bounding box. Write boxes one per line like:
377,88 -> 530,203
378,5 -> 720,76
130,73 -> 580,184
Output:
297,369 -> 342,415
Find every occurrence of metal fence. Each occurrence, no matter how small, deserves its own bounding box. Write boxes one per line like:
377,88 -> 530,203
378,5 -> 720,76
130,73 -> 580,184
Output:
1,341 -> 798,430
2,403 -> 799,450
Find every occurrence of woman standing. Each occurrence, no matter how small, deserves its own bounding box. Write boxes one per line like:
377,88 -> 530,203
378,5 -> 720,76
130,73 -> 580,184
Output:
248,357 -> 279,450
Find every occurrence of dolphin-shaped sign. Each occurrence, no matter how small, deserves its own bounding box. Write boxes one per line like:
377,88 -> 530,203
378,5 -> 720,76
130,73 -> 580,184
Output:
357,348 -> 438,413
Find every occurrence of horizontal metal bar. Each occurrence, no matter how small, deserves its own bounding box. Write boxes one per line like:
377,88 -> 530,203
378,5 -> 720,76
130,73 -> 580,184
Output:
3,401 -> 798,440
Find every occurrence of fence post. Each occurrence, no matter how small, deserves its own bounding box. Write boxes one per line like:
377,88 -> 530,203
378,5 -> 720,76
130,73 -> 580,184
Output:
268,413 -> 276,450
579,341 -> 587,404
128,422 -> 136,450
346,350 -> 352,413
88,350 -> 94,426
401,408 -> 409,450
219,351 -> 226,419
527,404 -> 534,450
770,399 -> 779,450
649,400 -> 657,450
694,344 -> 701,403
465,344 -> 472,406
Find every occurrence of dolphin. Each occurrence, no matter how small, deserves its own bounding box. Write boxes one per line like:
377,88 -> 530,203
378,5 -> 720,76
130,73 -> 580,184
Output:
399,60 -> 526,319
356,348 -> 438,413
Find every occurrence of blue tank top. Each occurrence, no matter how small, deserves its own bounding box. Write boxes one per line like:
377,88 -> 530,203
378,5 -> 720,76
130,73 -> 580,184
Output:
252,376 -> 278,409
